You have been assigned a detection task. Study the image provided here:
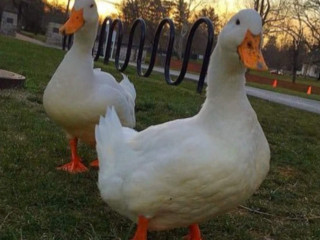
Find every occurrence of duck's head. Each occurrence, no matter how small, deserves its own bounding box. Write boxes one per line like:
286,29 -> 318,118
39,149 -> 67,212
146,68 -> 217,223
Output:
59,0 -> 98,35
218,9 -> 268,71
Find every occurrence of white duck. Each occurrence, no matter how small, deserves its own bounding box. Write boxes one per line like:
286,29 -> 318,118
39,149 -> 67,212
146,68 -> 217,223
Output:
96,9 -> 270,240
43,0 -> 136,173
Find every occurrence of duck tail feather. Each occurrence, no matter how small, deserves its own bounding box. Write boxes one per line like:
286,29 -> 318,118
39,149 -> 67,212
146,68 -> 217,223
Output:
120,74 -> 136,101
95,106 -> 124,175
95,107 -> 135,176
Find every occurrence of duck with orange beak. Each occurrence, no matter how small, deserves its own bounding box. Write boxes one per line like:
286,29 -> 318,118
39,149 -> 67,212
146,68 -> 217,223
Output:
43,0 -> 136,173
95,9 -> 270,240
238,30 -> 267,71
59,7 -> 85,36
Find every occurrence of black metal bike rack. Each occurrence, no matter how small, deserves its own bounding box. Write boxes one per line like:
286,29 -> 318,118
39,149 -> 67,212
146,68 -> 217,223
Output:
95,17 -> 214,93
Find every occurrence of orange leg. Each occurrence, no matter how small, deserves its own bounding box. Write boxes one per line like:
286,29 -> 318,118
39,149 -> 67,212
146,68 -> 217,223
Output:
184,224 -> 202,240
90,159 -> 99,168
131,216 -> 149,240
56,138 -> 88,173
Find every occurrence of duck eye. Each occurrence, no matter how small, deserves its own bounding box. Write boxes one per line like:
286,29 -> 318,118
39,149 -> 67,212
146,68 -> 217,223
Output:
236,19 -> 240,25
90,3 -> 94,8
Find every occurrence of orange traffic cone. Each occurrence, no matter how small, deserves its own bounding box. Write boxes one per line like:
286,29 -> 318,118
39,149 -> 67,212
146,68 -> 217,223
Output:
307,86 -> 312,95
272,79 -> 278,88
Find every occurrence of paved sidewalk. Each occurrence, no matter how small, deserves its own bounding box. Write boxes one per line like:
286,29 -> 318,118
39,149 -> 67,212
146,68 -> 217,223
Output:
16,33 -> 46,46
16,33 -> 61,49
246,87 -> 320,114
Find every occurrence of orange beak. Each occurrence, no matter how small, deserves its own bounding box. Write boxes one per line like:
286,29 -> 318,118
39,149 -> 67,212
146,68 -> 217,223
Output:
237,30 -> 268,71
59,8 -> 84,35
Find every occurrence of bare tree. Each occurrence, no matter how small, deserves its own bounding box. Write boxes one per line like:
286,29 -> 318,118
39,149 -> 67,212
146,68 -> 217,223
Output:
193,6 -> 219,26
173,0 -> 190,59
281,0 -> 308,82
116,0 -> 173,52
65,0 -> 71,18
253,0 -> 271,25
246,0 -> 290,36
172,0 -> 208,59
263,36 -> 283,70
192,6 -> 219,52
11,0 -> 45,33
295,0 -> 320,79
301,0 -> 320,46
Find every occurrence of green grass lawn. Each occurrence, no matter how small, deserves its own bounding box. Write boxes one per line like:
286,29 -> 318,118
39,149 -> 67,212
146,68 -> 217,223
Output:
250,70 -> 320,88
20,31 -> 47,43
1,35 -> 320,240
247,82 -> 320,101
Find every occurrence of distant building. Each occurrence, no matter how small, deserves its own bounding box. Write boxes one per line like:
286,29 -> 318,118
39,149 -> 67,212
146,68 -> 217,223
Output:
299,63 -> 320,78
0,3 -> 18,36
46,22 -> 63,46
298,48 -> 320,79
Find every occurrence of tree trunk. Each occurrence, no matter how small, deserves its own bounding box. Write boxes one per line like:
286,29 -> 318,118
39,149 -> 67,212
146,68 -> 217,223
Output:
17,2 -> 23,32
292,45 -> 298,83
65,0 -> 71,19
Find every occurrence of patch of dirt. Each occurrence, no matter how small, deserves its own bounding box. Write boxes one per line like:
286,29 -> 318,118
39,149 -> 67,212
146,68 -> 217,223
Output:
276,166 -> 299,178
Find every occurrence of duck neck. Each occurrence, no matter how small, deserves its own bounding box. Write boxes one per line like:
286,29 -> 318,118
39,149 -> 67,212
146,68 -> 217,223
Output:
198,45 -> 250,119
69,22 -> 98,57
207,45 -> 246,99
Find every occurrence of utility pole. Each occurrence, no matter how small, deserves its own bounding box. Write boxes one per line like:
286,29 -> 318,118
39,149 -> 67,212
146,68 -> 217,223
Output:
62,0 -> 72,50
65,0 -> 71,18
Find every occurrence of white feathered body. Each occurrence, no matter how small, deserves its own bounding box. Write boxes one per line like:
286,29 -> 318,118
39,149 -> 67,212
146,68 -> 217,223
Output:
97,94 -> 269,230
96,8 -> 270,231
43,35 -> 136,145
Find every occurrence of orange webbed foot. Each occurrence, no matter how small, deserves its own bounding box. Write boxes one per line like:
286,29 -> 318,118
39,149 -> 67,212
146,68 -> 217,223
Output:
131,216 -> 149,240
56,138 -> 88,173
56,160 -> 88,173
183,224 -> 203,240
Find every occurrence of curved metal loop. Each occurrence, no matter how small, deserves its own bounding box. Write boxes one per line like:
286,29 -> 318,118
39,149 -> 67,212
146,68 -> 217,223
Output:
100,18 -> 146,72
106,19 -> 123,66
126,18 -> 146,75
165,17 -> 214,93
196,18 -> 214,93
94,17 -> 112,61
143,18 -> 175,77
94,17 -> 214,93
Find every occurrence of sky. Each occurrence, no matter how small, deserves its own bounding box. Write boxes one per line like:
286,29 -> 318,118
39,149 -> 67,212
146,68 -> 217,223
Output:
47,0 -> 243,18
47,0 -> 119,17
